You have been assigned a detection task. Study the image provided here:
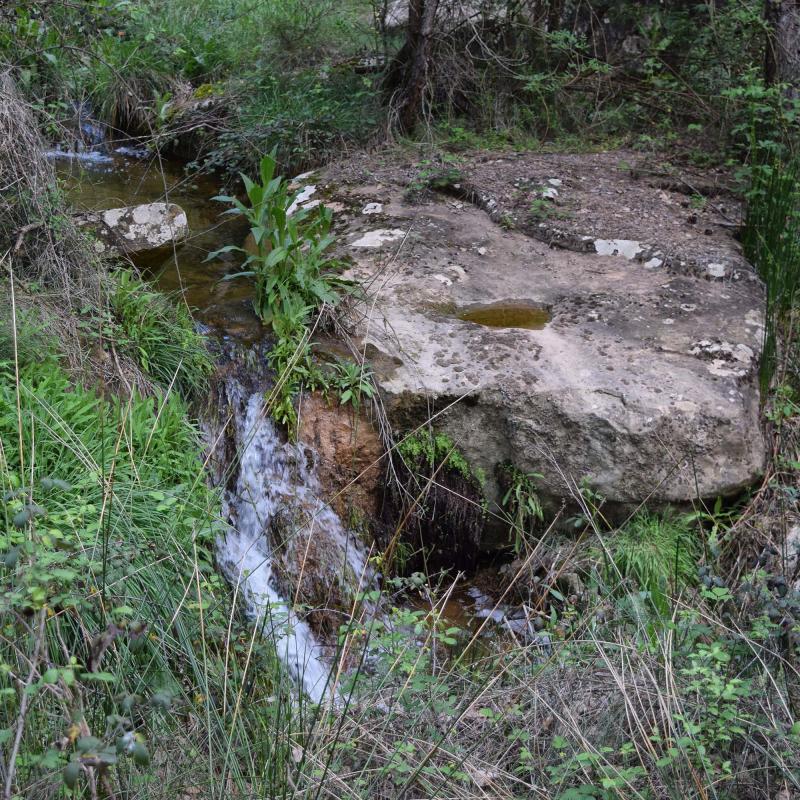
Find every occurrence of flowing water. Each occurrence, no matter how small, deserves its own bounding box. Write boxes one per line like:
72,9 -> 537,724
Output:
214,378 -> 373,704
58,148 -> 373,701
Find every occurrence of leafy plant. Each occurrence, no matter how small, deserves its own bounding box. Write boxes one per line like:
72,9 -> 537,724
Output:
396,429 -> 483,487
266,299 -> 325,435
330,359 -> 375,412
210,152 -> 352,326
674,642 -> 753,775
211,152 -> 365,433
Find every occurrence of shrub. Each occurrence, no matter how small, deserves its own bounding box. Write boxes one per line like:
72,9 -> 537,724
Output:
742,152 -> 800,392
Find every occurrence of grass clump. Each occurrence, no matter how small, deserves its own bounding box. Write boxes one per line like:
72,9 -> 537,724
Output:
605,510 -> 700,614
0,344 -> 325,800
108,269 -> 213,401
0,351 -> 225,796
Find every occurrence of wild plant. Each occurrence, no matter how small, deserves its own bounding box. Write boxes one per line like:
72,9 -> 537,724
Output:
210,152 -> 352,326
107,269 -> 213,400
603,510 -> 699,615
742,153 -> 800,392
498,462 -> 544,555
212,153 -> 372,431
330,358 -> 375,412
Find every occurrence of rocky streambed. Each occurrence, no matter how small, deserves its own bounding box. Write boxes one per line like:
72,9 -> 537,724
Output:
59,144 -> 769,696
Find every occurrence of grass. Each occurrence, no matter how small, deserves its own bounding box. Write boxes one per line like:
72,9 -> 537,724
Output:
0,349 -> 226,795
603,510 -> 700,615
108,269 -> 214,401
742,152 -> 800,393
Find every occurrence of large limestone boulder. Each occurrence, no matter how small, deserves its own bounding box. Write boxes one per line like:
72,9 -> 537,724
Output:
315,151 -> 767,515
77,202 -> 188,263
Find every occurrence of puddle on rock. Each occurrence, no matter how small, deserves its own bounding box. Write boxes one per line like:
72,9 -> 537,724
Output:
457,301 -> 551,330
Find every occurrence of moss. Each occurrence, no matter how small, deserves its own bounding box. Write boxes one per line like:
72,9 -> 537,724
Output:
396,430 -> 484,487
192,82 -> 224,99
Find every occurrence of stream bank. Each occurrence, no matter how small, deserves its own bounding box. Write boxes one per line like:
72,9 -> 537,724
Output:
55,141 -> 772,698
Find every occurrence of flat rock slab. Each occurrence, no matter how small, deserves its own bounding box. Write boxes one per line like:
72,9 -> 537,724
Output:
311,151 -> 767,512
77,202 -> 188,262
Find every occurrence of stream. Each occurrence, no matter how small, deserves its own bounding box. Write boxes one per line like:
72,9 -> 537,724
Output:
60,148 -> 367,703
57,147 -> 526,702
58,150 -> 262,342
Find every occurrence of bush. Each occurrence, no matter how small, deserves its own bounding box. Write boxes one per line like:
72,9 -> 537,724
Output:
742,152 -> 800,392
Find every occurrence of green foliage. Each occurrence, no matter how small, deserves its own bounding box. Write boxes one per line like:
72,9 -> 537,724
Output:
606,510 -> 699,614
0,352 -> 236,794
107,269 -> 214,400
742,151 -> 800,392
406,156 -> 464,199
211,153 -> 352,325
330,359 -> 375,412
674,642 -> 753,773
0,307 -> 52,366
499,462 -> 544,555
0,1 -> 380,178
548,736 -> 646,800
396,429 -> 483,487
212,153 -> 371,433
199,70 -> 380,176
266,300 -> 325,434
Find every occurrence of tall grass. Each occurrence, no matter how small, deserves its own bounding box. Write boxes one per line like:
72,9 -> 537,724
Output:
742,153 -> 800,393
604,510 -> 699,615
109,269 -> 213,401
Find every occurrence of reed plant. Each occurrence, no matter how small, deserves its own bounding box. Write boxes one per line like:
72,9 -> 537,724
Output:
742,152 -> 800,393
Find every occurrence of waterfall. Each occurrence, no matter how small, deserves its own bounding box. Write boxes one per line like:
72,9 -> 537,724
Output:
211,377 -> 373,704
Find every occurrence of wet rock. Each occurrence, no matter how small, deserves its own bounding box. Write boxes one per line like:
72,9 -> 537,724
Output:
297,392 -> 384,524
76,202 -> 188,264
312,151 -> 767,521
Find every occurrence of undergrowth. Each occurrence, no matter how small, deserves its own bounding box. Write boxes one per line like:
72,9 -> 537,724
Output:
107,269 -> 213,401
212,153 -> 371,435
602,510 -> 700,615
743,150 -> 800,392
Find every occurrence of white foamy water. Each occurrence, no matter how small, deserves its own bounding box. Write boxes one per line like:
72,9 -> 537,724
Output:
215,382 -> 372,704
43,148 -> 114,164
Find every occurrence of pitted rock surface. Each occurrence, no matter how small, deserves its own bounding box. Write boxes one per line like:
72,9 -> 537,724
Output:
305,151 -> 767,513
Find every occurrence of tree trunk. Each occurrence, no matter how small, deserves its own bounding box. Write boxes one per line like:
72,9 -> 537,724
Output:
394,0 -> 440,132
765,0 -> 800,93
